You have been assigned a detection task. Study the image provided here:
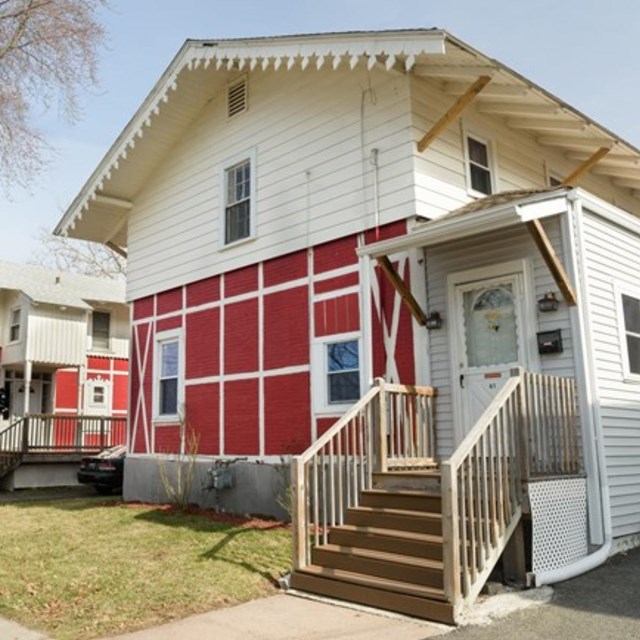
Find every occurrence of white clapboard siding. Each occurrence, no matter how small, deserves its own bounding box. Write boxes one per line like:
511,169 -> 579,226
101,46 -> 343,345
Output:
425,217 -> 575,457
581,210 -> 640,537
25,305 -> 87,366
409,76 -> 640,220
127,66 -> 414,300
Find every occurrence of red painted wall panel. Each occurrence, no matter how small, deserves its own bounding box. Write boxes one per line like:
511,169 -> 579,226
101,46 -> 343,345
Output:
55,370 -> 78,410
185,383 -> 219,455
265,372 -> 311,454
87,357 -> 110,370
224,299 -> 259,374
316,417 -> 339,437
263,286 -> 308,370
225,264 -> 258,297
114,359 -> 128,372
156,315 -> 182,332
133,296 -> 154,320
113,374 -> 128,411
186,308 -> 220,379
186,275 -> 220,307
313,234 -> 358,274
224,379 -> 259,455
155,426 -> 181,454
314,271 -> 358,294
314,293 -> 359,337
364,219 -> 407,244
264,250 -> 307,287
157,287 -> 183,315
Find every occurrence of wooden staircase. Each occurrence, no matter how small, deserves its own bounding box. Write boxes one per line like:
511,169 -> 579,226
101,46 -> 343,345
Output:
291,472 -> 455,623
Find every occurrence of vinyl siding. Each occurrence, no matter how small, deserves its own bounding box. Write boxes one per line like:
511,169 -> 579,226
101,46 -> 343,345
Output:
581,210 -> 640,537
127,66 -> 415,300
425,216 -> 575,456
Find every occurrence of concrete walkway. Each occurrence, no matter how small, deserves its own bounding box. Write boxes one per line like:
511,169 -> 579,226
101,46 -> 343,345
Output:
3,546 -> 640,639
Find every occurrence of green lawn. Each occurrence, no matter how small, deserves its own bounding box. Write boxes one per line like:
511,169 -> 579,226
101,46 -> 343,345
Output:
0,498 -> 292,640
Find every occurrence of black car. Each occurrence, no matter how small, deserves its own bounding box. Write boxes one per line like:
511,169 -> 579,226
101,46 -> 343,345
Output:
77,445 -> 126,494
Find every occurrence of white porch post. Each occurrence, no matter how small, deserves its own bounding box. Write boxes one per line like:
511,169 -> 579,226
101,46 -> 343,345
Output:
23,360 -> 32,415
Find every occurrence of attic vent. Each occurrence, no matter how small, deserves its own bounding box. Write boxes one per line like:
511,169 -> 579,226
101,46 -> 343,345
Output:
227,78 -> 247,118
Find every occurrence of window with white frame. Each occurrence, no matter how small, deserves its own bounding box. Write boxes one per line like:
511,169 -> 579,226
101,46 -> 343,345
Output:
223,157 -> 253,245
92,385 -> 107,407
621,293 -> 640,378
155,331 -> 183,419
91,311 -> 111,350
312,335 -> 362,413
9,307 -> 20,342
466,135 -> 494,195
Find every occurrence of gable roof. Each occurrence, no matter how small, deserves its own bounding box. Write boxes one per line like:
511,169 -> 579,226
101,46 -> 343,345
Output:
53,29 -> 640,248
0,261 -> 126,310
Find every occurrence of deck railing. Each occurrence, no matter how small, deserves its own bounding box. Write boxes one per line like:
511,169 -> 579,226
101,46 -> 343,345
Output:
291,379 -> 438,570
441,368 -> 581,613
0,414 -> 127,454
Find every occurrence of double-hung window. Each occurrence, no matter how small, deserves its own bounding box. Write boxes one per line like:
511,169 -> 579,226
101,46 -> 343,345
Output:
91,311 -> 111,350
621,292 -> 640,378
155,330 -> 183,419
9,308 -> 20,342
466,135 -> 494,196
224,159 -> 252,245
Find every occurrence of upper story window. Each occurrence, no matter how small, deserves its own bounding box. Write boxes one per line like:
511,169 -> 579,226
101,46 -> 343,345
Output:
9,308 -> 20,343
466,135 -> 494,196
91,311 -> 111,351
621,293 -> 640,379
221,149 -> 256,248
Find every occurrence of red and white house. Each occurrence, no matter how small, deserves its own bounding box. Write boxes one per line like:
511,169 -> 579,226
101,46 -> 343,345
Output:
55,30 -> 640,609
0,261 -> 128,427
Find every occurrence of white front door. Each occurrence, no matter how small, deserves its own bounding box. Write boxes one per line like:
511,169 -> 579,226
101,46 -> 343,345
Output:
453,271 -> 528,435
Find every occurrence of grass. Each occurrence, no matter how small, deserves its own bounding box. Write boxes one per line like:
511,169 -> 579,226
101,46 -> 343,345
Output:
0,497 -> 292,640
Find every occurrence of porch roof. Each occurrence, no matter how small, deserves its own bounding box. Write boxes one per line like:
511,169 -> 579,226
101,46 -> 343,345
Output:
357,187 -> 573,258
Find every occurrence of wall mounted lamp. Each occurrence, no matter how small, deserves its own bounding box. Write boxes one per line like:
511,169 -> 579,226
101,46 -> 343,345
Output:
538,291 -> 559,313
425,312 -> 443,330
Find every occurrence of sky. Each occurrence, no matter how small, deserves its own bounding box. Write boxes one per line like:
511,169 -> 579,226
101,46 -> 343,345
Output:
4,0 -> 640,264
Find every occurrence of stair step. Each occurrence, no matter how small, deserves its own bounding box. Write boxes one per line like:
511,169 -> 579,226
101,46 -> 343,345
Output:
290,566 -> 455,625
346,506 -> 442,535
312,543 -> 443,588
329,524 -> 443,560
373,470 -> 441,492
361,488 -> 441,512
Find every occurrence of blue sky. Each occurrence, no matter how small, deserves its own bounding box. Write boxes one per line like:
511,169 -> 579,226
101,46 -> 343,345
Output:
4,0 -> 640,263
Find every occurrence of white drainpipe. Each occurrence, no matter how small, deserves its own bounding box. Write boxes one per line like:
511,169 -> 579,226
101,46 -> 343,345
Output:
534,195 -> 612,586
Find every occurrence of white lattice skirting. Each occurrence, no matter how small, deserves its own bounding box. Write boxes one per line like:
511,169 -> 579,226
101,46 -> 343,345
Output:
529,477 -> 588,573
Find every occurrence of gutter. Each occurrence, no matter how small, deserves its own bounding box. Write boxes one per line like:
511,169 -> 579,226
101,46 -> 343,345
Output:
533,195 -> 612,586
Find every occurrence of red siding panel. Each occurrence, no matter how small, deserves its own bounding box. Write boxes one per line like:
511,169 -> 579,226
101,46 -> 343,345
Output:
264,286 -> 309,370
313,235 -> 358,274
156,315 -> 182,332
113,374 -> 128,411
155,426 -> 181,454
113,359 -> 128,372
133,296 -> 154,320
157,287 -> 183,315
316,417 -> 339,436
87,356 -> 110,371
54,370 -> 78,410
186,308 -> 220,379
314,293 -> 360,337
364,219 -> 407,244
224,379 -> 259,455
225,265 -> 258,298
185,383 -> 219,455
224,299 -> 259,374
186,275 -> 220,307
264,250 -> 307,287
265,372 -> 311,454
314,271 -> 358,294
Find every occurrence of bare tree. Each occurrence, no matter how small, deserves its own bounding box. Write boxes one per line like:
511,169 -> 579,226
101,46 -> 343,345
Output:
32,226 -> 126,278
0,0 -> 107,193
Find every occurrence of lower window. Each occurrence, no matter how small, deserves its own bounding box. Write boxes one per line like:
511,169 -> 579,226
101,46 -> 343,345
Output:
621,293 -> 640,377
155,330 -> 183,419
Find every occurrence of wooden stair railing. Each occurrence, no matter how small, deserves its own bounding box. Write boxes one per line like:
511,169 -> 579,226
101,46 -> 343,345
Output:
0,417 -> 26,479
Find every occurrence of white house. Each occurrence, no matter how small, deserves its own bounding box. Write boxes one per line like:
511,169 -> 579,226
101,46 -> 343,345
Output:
53,30 -> 640,623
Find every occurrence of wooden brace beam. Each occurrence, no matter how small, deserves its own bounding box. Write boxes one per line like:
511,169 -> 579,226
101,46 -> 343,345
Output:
106,241 -> 128,260
417,76 -> 492,153
376,256 -> 428,326
526,220 -> 577,306
561,146 -> 611,186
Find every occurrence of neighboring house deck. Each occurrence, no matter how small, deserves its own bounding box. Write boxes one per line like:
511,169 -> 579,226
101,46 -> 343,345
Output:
53,30 -> 640,622
0,262 -> 129,487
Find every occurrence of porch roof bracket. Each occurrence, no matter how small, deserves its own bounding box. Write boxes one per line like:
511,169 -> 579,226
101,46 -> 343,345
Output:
561,146 -> 612,186
417,75 -> 492,153
376,256 -> 428,326
526,219 -> 578,306
106,241 -> 128,259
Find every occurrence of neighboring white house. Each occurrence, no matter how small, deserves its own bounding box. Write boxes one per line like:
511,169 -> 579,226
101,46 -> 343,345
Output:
53,29 -> 640,622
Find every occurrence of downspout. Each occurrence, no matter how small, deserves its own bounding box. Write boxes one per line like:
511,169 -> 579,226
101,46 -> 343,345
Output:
534,194 -> 612,586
